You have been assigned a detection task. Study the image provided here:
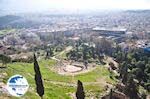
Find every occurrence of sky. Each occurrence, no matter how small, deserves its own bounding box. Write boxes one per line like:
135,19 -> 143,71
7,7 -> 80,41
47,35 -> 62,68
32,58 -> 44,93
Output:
0,0 -> 150,14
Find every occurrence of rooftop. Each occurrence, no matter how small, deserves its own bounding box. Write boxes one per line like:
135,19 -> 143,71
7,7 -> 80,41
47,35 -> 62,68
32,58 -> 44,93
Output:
92,27 -> 127,32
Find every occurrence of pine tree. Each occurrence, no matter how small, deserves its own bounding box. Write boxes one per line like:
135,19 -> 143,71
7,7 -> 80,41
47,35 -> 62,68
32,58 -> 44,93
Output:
109,89 -> 113,99
76,80 -> 85,99
124,74 -> 139,99
34,54 -> 44,98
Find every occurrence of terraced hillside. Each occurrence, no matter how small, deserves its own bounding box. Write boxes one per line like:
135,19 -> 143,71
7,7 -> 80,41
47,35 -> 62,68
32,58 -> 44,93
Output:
0,58 -> 116,99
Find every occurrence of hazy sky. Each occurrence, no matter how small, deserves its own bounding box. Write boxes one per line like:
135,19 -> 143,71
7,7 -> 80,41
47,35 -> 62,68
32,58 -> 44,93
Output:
0,0 -> 150,13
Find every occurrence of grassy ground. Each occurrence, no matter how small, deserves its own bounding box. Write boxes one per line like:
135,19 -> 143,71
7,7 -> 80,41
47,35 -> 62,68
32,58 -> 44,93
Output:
0,29 -> 16,35
1,59 -> 117,99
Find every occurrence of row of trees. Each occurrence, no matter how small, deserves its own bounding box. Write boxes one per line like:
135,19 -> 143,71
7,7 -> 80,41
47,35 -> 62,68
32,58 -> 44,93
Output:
67,37 -> 113,60
111,47 -> 150,98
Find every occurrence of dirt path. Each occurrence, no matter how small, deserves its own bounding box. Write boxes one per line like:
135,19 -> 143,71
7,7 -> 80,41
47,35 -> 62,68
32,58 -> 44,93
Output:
44,79 -> 111,87
51,46 -> 73,61
55,46 -> 73,58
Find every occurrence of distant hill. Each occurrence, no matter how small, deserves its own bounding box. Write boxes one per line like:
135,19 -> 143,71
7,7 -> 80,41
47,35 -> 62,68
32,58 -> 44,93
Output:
0,10 -> 150,29
0,15 -> 43,29
0,15 -> 21,25
125,10 -> 150,13
0,15 -> 21,29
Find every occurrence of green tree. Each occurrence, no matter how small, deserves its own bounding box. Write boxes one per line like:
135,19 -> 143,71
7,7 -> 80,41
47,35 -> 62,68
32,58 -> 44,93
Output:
0,54 -> 11,67
83,51 -> 87,61
124,74 -> 139,99
76,80 -> 85,99
91,46 -> 96,59
119,62 -> 128,83
109,89 -> 113,99
45,48 -> 53,59
94,37 -> 112,55
34,54 -> 44,98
